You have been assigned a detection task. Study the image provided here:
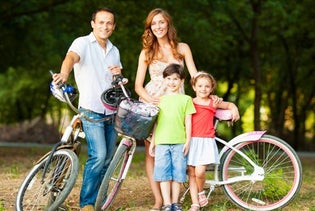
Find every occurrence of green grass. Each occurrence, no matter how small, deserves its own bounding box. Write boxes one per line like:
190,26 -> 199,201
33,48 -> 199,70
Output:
0,200 -> 5,211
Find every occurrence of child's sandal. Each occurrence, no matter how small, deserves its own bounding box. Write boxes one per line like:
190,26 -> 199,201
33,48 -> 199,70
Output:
188,204 -> 200,211
198,191 -> 209,207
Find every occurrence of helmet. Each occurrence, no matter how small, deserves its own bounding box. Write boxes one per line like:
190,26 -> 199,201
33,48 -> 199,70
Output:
50,82 -> 78,103
101,87 -> 131,111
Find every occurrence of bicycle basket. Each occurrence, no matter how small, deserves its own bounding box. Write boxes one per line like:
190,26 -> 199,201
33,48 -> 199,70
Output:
115,99 -> 159,140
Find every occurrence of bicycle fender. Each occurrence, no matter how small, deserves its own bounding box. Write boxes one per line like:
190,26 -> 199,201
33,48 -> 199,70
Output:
34,144 -> 76,165
219,131 -> 267,157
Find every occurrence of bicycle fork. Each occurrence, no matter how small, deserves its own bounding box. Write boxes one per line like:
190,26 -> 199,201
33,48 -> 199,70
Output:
116,137 -> 136,180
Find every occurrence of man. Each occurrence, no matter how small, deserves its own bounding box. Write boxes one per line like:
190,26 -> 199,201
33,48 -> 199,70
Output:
52,7 -> 122,211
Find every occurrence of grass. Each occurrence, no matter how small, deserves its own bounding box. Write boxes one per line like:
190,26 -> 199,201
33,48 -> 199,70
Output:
0,201 -> 4,211
0,145 -> 314,210
123,151 -> 315,211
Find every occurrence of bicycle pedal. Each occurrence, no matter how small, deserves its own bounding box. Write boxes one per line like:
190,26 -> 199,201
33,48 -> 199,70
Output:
78,131 -> 85,138
57,205 -> 68,211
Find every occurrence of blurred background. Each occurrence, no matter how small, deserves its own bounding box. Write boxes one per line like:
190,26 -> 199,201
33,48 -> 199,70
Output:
0,0 -> 314,151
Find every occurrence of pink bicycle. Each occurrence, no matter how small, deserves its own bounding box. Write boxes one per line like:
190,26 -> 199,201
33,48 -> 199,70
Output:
179,109 -> 302,210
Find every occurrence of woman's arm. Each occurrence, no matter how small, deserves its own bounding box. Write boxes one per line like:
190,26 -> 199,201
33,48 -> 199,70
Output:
179,42 -> 223,104
178,42 -> 198,77
134,50 -> 159,104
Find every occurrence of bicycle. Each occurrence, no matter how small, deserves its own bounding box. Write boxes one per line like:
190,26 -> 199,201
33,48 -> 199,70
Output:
179,109 -> 302,211
94,78 -> 159,211
94,98 -> 302,211
15,71 -> 127,211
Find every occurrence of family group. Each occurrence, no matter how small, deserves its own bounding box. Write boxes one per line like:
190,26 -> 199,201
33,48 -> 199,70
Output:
51,7 -> 239,211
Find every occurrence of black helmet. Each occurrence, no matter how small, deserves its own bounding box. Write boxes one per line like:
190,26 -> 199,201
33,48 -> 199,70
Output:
101,87 -> 131,111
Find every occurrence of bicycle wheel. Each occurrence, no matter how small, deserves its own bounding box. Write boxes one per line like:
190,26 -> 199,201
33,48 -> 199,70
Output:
16,149 -> 79,211
220,134 -> 302,211
95,143 -> 130,211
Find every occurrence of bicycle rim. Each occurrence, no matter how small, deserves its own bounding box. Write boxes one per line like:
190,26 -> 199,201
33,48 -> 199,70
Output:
16,149 -> 79,211
95,144 -> 130,211
220,134 -> 302,210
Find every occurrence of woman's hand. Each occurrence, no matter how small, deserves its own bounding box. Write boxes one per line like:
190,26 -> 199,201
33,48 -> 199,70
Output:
210,95 -> 223,104
230,106 -> 240,122
150,97 -> 160,106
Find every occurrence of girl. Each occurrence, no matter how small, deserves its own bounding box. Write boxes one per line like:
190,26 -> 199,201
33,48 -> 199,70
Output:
187,72 -> 240,211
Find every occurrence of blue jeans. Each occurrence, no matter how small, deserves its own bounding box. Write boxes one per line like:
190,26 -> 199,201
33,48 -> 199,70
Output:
79,108 -> 117,207
153,144 -> 187,183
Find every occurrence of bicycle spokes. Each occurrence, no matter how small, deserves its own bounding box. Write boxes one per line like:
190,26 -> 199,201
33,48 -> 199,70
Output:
221,135 -> 302,210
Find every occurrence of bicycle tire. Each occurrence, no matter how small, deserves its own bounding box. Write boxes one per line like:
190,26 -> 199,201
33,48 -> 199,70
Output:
220,134 -> 302,210
16,149 -> 79,211
95,144 -> 130,211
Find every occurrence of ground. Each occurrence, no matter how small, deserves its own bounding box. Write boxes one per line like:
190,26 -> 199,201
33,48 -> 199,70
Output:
1,145 -> 314,210
0,147 -> 153,211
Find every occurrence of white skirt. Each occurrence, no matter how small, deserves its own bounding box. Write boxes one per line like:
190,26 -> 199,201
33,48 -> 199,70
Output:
187,137 -> 219,166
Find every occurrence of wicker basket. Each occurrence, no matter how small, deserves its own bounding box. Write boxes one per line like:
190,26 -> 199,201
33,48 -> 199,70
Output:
115,99 -> 159,140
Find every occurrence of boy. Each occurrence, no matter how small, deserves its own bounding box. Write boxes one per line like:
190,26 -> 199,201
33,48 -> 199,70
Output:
149,63 -> 196,211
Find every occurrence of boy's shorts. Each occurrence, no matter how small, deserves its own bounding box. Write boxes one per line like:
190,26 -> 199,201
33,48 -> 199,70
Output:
153,144 -> 187,182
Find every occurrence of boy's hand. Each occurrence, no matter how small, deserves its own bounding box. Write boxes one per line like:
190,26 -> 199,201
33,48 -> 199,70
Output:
183,142 -> 190,156
149,142 -> 155,157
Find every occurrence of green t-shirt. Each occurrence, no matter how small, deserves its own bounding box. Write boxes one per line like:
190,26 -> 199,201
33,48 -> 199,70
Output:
154,94 -> 196,145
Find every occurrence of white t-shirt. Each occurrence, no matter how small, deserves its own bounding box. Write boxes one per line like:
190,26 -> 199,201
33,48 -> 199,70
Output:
68,32 -> 122,114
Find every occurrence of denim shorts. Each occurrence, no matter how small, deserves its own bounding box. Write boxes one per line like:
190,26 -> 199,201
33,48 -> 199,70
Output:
153,144 -> 187,183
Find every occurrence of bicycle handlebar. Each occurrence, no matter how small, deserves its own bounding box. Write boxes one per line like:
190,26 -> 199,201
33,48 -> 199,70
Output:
49,70 -> 115,123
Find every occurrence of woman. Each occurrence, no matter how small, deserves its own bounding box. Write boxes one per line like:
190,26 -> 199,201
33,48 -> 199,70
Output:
134,8 -> 198,210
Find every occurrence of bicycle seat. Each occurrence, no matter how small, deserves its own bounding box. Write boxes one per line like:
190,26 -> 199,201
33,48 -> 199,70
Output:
215,109 -> 232,121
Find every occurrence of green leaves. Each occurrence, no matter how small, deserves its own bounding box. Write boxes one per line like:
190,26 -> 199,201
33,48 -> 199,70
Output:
0,0 -> 313,147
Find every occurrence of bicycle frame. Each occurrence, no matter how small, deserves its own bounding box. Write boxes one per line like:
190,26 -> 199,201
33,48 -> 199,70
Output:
114,137 -> 137,180
206,131 -> 266,187
180,126 -> 268,203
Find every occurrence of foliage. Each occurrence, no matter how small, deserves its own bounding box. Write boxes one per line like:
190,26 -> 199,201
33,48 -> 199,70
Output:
263,169 -> 291,198
0,0 -> 314,150
0,200 -> 4,211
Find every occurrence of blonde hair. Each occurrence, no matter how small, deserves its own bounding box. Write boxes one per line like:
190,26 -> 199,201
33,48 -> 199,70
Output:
191,71 -> 217,94
141,8 -> 184,64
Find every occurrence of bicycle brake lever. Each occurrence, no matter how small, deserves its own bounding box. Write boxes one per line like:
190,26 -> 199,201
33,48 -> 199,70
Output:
112,75 -> 128,86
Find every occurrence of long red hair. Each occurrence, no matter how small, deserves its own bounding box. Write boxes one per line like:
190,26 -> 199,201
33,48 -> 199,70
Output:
142,8 -> 183,64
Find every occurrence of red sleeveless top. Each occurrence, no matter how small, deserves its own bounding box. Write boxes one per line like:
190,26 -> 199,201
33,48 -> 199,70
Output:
192,100 -> 216,138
